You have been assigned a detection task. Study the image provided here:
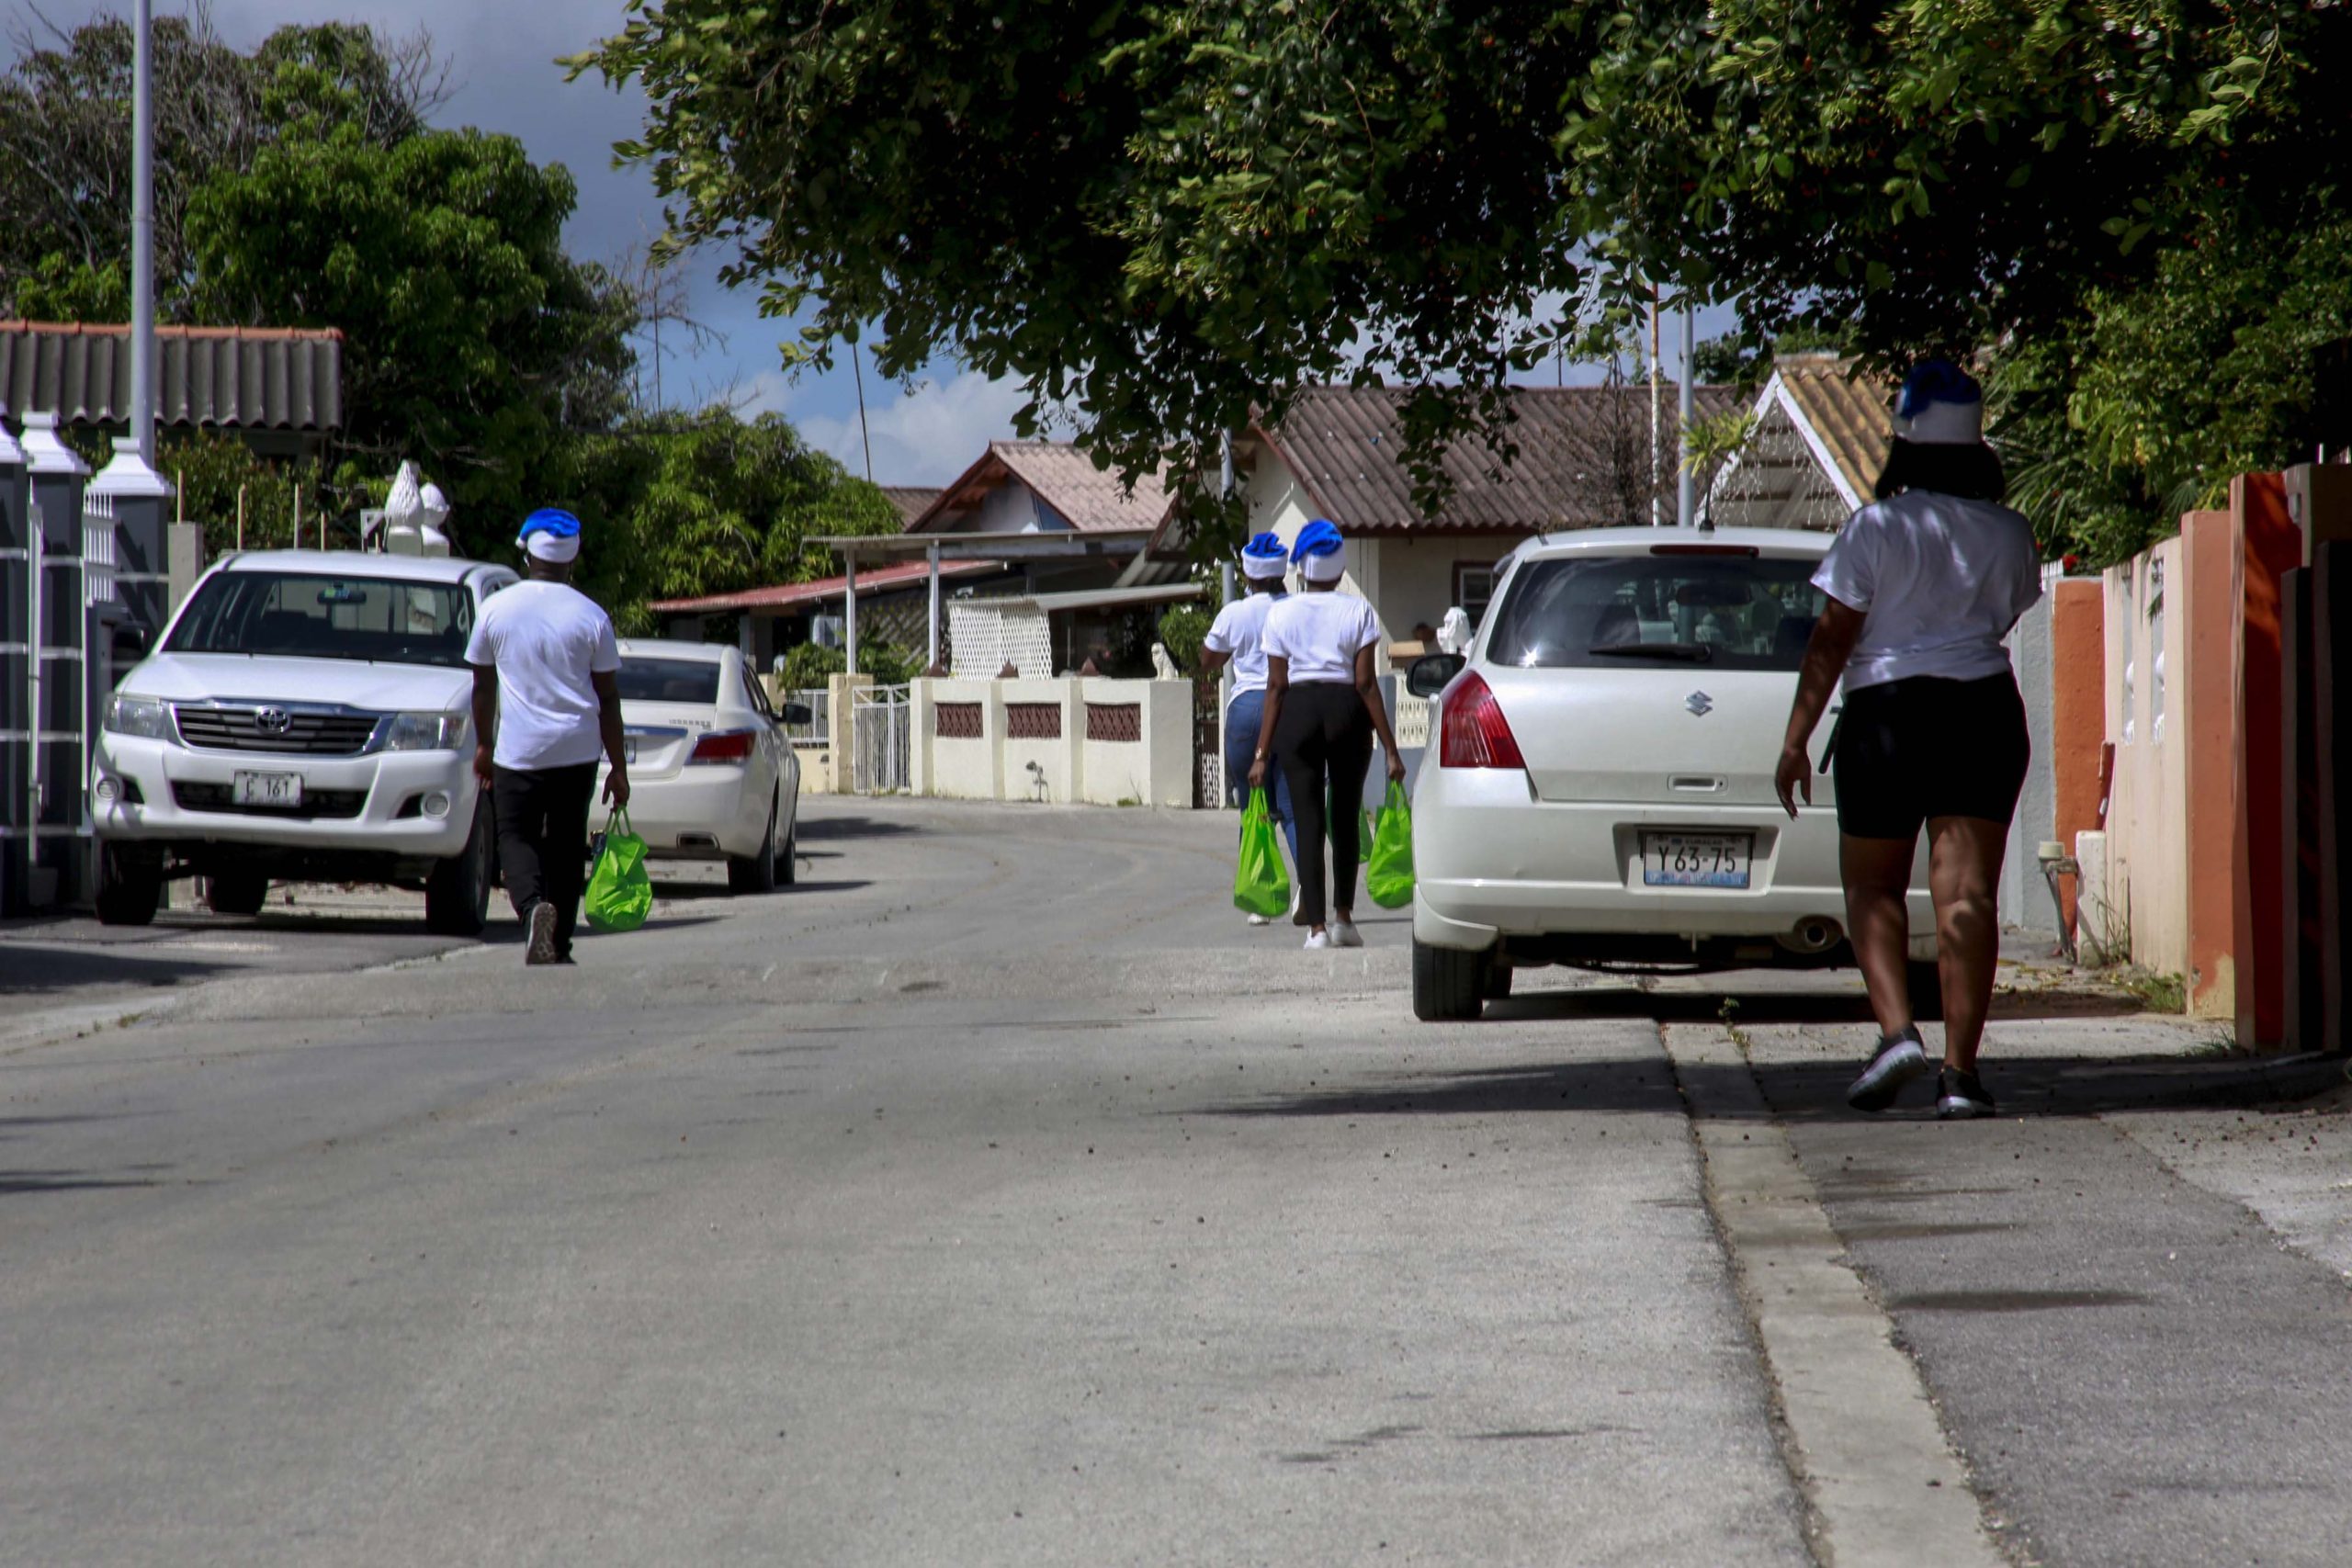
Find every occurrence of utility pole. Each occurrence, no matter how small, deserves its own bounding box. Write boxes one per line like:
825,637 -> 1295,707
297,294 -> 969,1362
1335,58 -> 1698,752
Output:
130,0 -> 156,462
1677,304 -> 1696,528
1648,286 -> 1662,526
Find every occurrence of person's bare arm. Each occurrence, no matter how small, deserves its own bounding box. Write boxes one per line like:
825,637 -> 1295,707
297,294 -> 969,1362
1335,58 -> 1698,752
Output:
1198,648 -> 1232,678
1355,644 -> 1407,783
1247,658 -> 1287,789
469,665 -> 498,787
594,669 -> 630,807
1774,599 -> 1866,818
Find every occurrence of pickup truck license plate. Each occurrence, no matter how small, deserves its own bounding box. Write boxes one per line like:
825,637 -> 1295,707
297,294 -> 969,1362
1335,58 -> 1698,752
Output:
232,770 -> 303,807
1641,831 -> 1751,888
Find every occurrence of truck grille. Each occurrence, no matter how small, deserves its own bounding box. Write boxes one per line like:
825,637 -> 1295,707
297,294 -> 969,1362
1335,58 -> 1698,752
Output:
174,705 -> 379,755
172,782 -> 368,819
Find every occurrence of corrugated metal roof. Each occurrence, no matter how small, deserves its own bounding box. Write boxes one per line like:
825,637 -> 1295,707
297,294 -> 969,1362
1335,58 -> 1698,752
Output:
910,441 -> 1170,535
1773,356 -> 1893,503
649,557 -> 1000,615
0,321 -> 344,432
1255,384 -> 1740,533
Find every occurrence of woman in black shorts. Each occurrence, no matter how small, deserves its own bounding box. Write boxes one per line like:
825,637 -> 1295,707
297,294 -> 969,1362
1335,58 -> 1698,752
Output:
1773,360 -> 2042,1119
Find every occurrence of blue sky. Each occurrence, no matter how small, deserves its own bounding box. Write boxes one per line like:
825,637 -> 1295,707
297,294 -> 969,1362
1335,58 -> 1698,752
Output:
23,1 -> 1736,485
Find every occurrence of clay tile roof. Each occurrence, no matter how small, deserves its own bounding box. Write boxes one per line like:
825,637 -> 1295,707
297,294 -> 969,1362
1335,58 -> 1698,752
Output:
0,321 -> 345,432
910,441 -> 1169,536
1771,356 -> 1894,502
1258,383 -> 1740,533
878,486 -> 942,528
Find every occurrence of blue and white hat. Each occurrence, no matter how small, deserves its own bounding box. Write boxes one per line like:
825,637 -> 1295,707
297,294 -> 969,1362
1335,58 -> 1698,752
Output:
1240,531 -> 1289,581
1893,359 -> 1984,446
516,507 -> 582,563
1292,518 -> 1347,582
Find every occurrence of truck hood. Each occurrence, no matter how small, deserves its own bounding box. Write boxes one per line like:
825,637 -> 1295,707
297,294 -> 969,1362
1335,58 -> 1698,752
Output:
119,652 -> 472,714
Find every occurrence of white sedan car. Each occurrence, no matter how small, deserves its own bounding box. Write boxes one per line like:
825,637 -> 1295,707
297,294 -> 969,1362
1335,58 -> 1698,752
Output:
600,639 -> 803,893
1408,527 -> 1934,1021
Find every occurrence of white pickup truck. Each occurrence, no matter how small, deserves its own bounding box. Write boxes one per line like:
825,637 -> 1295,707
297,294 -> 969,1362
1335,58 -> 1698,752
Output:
89,548 -> 518,931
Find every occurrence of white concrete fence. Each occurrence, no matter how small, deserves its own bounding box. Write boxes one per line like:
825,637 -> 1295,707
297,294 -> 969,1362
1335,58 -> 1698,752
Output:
911,676 -> 1194,807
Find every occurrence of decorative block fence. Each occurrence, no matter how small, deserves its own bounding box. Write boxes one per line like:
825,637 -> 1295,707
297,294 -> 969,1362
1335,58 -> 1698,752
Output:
910,677 -> 1193,807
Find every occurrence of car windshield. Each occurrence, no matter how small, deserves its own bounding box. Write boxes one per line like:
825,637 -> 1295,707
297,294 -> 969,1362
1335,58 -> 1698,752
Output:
1483,552 -> 1826,671
616,657 -> 722,705
165,572 -> 474,667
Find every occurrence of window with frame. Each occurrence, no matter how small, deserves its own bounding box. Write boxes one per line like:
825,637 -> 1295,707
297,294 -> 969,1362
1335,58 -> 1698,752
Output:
1453,562 -> 1501,630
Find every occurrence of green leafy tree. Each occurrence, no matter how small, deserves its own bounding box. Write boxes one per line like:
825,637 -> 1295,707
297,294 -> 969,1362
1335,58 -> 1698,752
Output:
1155,604 -> 1211,675
574,0 -> 2350,513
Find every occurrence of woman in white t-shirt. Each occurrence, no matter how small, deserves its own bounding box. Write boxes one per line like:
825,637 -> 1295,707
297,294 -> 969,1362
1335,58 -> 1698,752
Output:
1247,521 -> 1407,950
1773,360 -> 2042,1121
1200,532 -> 1300,924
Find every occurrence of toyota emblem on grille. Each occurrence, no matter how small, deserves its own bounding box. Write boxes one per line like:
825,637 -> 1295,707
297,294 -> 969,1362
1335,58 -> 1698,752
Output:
1685,690 -> 1713,717
254,706 -> 293,734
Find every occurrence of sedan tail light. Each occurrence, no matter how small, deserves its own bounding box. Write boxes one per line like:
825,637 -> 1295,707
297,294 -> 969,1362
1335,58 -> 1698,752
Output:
1439,671 -> 1526,770
687,728 -> 757,765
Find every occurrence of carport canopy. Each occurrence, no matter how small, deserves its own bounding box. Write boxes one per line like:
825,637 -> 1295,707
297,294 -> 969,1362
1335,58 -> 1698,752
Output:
814,530 -> 1157,676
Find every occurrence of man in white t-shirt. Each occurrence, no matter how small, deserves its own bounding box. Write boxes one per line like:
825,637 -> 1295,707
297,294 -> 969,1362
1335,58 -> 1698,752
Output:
464,508 -> 629,965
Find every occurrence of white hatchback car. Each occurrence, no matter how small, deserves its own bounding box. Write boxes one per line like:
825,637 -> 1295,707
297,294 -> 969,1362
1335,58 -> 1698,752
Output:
1408,527 -> 1934,1021
600,639 -> 804,893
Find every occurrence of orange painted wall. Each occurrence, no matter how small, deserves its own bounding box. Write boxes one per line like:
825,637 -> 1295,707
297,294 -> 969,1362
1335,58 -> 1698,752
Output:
2181,512 -> 2240,1019
2049,580 -> 2107,927
2231,474 -> 2304,1047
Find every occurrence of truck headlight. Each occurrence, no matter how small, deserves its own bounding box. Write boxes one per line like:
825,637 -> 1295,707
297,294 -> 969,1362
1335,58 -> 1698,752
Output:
104,694 -> 171,740
379,711 -> 468,751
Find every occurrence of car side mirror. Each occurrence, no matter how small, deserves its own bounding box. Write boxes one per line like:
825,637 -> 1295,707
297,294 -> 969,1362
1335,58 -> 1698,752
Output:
1406,652 -> 1464,698
112,626 -> 151,664
780,702 -> 814,726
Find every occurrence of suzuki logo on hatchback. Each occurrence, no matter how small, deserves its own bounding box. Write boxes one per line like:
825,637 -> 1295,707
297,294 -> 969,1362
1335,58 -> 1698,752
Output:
1684,691 -> 1713,717
254,706 -> 293,734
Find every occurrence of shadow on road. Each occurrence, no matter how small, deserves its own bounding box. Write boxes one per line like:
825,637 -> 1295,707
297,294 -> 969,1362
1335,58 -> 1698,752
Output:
1486,985 -> 2141,1027
0,944 -> 236,995
648,880 -> 872,902
797,814 -> 925,842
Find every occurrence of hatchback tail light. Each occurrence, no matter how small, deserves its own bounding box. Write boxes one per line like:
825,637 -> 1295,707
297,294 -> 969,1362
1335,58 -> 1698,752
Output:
687,728 -> 757,765
1439,671 -> 1526,770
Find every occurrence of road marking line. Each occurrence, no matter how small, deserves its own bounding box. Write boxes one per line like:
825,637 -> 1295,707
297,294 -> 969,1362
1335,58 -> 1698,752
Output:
1663,1023 -> 2007,1568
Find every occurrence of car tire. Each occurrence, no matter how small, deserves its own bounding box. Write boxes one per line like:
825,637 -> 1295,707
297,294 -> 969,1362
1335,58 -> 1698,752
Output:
424,795 -> 495,936
205,869 -> 269,917
1483,963 -> 1515,1001
1905,958 -> 1947,1023
94,843 -> 164,928
1412,937 -> 1488,1021
729,801 -> 779,895
777,815 -> 797,887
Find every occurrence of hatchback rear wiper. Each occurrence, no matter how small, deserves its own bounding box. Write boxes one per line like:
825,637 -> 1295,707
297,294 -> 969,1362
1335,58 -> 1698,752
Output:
1588,642 -> 1714,662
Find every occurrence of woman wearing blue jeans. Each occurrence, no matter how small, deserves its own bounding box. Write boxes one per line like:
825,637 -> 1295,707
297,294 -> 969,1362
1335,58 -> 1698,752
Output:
1201,533 -> 1299,923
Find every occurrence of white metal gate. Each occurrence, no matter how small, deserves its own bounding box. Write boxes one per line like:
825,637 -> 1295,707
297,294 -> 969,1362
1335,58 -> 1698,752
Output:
852,683 -> 911,795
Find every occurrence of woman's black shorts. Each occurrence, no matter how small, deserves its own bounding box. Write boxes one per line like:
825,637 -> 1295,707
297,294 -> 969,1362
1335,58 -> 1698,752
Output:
1832,671 -> 2030,840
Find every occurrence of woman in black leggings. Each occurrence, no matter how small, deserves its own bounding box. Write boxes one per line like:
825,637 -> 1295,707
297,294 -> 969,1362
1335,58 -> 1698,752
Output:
1248,521 -> 1407,949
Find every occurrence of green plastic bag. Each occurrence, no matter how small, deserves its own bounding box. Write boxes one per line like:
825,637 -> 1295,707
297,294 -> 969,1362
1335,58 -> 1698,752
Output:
584,807 -> 653,933
1233,788 -> 1293,919
1365,780 -> 1416,909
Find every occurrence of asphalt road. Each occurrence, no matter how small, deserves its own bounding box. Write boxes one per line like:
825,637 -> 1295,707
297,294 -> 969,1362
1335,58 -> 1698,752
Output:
2,797 -> 2346,1566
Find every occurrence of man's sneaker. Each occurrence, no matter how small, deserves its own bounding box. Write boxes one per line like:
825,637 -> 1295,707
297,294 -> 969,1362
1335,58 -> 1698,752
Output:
1247,912 -> 1272,927
526,901 -> 560,965
1304,930 -> 1335,951
1330,917 -> 1364,948
1936,1066 -> 1997,1120
1846,1028 -> 1928,1111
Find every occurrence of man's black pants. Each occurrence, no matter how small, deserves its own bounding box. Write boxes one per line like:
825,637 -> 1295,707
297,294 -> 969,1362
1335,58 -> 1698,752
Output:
492,762 -> 597,957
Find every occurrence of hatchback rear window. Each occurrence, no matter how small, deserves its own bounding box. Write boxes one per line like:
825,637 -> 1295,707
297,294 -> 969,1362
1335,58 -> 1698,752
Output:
1484,553 -> 1826,671
616,658 -> 723,705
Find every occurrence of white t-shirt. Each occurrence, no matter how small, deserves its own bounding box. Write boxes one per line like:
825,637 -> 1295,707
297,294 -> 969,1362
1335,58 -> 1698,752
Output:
463,581 -> 622,769
1262,591 -> 1383,684
1202,591 -> 1288,693
1813,490 -> 2043,690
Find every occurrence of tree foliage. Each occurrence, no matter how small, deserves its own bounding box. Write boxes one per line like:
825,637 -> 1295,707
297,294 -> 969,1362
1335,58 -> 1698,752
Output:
577,0 -> 2351,512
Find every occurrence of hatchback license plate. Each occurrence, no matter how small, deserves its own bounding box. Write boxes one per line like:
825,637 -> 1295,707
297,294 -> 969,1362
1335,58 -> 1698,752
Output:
1641,831 -> 1751,888
232,771 -> 303,807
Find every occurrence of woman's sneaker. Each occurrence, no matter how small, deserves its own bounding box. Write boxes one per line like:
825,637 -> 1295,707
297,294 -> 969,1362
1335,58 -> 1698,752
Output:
1329,917 -> 1363,948
1304,930 -> 1335,951
1846,1027 -> 1928,1111
1936,1067 -> 1997,1120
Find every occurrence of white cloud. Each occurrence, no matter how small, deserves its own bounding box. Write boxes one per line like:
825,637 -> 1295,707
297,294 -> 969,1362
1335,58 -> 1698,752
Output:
767,368 -> 1035,487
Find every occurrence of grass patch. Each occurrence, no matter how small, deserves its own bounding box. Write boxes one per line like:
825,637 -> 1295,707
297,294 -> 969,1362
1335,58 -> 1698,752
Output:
2115,968 -> 2188,1014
